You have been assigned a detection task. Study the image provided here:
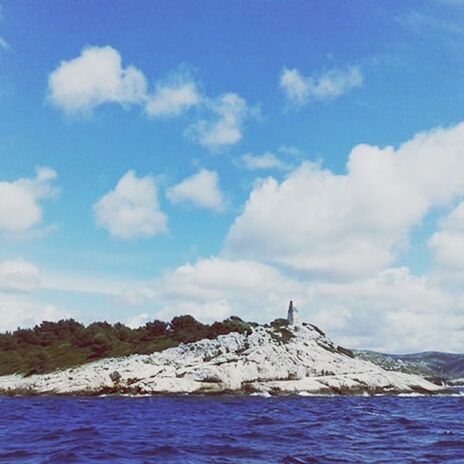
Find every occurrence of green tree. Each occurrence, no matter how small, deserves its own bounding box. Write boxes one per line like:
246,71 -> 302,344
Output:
170,315 -> 207,343
140,320 -> 168,341
90,333 -> 112,358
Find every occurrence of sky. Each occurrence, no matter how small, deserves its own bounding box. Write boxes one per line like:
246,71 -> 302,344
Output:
1,0 -> 464,353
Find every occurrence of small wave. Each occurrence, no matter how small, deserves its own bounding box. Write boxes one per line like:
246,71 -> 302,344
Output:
248,415 -> 279,426
0,450 -> 34,460
297,391 -> 317,397
282,455 -> 320,464
1,396 -> 463,463
427,439 -> 464,449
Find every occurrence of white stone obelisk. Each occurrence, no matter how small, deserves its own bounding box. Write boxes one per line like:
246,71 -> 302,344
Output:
287,300 -> 301,327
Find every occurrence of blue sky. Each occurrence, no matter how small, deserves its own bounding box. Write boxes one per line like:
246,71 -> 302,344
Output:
1,0 -> 464,352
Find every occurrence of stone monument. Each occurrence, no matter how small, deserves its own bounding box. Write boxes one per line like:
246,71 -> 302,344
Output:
287,300 -> 301,327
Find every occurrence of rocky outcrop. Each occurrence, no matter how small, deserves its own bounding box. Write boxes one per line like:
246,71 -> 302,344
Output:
0,323 -> 446,396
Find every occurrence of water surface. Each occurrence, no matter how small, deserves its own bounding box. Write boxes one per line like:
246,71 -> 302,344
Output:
0,396 -> 463,463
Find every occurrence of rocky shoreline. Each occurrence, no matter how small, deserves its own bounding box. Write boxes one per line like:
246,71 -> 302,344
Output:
0,320 -> 449,397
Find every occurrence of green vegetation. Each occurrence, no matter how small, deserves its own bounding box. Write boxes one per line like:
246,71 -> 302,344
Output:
0,315 -> 252,376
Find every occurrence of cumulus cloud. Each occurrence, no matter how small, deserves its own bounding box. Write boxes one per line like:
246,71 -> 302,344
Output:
48,46 -> 253,149
225,122 -> 464,278
93,170 -> 167,239
241,152 -> 288,171
122,257 -> 306,323
429,202 -> 464,271
0,295 -> 65,332
280,66 -> 363,105
308,267 -> 463,353
189,93 -> 251,150
146,77 -> 200,118
0,258 -> 69,332
48,46 -> 200,118
166,169 -> 225,212
48,46 -> 147,114
117,256 -> 464,351
0,259 -> 39,292
0,167 -> 57,233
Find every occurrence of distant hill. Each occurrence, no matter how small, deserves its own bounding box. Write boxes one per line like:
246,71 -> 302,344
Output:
354,350 -> 464,382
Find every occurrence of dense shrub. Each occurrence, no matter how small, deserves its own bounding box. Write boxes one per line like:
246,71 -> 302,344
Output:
0,315 -> 254,375
140,320 -> 168,340
270,318 -> 289,329
90,333 -> 113,357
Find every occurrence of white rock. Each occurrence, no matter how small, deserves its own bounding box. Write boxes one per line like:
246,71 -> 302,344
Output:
0,323 -> 445,396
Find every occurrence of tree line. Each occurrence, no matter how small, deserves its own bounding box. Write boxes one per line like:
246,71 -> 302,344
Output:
0,315 -> 253,376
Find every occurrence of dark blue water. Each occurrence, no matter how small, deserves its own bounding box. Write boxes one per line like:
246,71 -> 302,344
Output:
0,396 -> 463,463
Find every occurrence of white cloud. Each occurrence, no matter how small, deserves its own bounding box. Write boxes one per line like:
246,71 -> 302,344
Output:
48,46 -> 254,150
189,93 -> 250,150
125,312 -> 152,329
41,271 -> 133,297
0,258 -> 69,332
146,77 -> 200,118
7,251 -> 459,352
279,145 -> 304,158
241,152 -> 288,171
166,169 -> 225,212
48,46 -> 147,114
429,201 -> 464,271
116,256 -> 464,351
308,267 -> 463,353
93,170 -> 167,239
125,257 -> 306,323
280,66 -> 363,105
0,295 -> 66,332
225,122 -> 464,278
156,300 -> 232,323
0,259 -> 39,292
0,167 -> 57,233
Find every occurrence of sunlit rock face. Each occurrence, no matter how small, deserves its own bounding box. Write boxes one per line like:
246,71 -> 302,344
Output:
0,319 -> 446,396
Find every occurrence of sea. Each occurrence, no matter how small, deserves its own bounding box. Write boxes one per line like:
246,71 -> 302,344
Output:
0,395 -> 463,463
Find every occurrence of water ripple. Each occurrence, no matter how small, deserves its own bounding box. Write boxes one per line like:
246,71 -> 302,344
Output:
0,396 -> 463,463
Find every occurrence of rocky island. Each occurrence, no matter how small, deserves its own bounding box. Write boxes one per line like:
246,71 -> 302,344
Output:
0,302 -> 447,396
